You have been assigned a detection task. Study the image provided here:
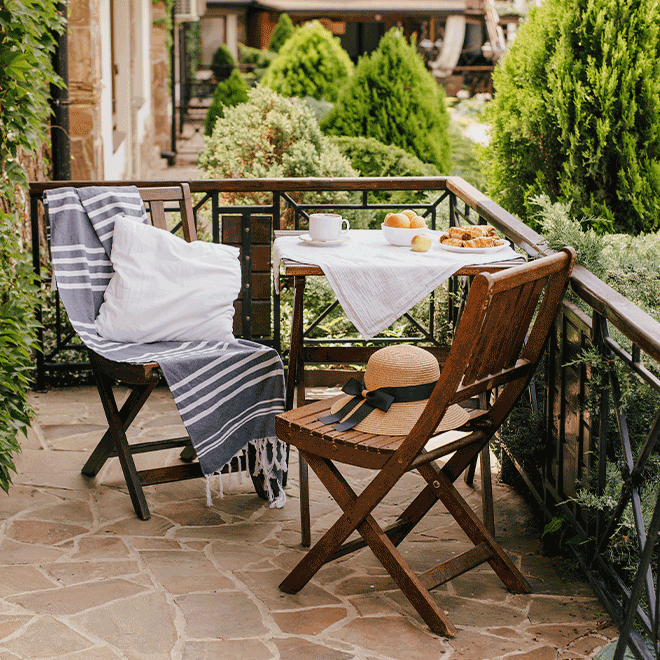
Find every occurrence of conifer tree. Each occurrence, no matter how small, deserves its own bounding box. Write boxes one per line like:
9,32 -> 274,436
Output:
269,13 -> 294,53
262,21 -> 353,102
485,0 -> 660,234
321,29 -> 450,173
204,69 -> 249,136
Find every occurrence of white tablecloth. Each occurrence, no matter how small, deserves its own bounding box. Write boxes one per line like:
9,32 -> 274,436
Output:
273,229 -> 521,340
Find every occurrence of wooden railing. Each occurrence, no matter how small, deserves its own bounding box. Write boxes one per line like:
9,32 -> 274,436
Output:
30,176 -> 660,659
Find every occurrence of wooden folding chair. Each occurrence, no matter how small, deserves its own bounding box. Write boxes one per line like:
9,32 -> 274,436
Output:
276,248 -> 576,636
78,184 -> 268,519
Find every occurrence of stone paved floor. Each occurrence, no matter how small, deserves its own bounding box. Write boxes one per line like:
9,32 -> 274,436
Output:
0,384 -> 618,660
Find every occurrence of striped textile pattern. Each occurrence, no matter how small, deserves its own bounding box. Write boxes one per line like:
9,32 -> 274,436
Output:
45,186 -> 287,505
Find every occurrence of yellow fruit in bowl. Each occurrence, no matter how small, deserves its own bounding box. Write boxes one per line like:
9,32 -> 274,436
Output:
402,209 -> 416,220
384,213 -> 411,228
409,215 -> 426,228
411,234 -> 432,252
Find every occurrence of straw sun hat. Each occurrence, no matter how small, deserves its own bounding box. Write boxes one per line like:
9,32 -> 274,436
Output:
319,345 -> 469,436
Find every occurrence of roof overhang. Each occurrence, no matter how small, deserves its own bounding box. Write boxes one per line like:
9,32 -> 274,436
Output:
207,0 -> 467,15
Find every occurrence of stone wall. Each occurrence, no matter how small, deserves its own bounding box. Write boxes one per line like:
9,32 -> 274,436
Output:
68,0 -> 103,180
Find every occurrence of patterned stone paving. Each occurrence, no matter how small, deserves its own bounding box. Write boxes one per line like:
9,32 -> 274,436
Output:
0,385 -> 618,659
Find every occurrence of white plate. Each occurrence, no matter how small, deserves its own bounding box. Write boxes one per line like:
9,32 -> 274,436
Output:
298,233 -> 350,247
438,241 -> 510,254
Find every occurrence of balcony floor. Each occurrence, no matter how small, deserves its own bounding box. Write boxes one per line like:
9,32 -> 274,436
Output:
0,384 -> 618,659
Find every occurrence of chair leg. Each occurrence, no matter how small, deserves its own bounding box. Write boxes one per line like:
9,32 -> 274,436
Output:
299,454 -> 311,547
92,371 -> 155,520
82,381 -> 156,477
419,462 -> 531,593
280,452 -> 457,637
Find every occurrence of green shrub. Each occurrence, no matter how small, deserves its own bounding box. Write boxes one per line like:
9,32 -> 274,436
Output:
329,135 -> 439,220
262,21 -> 353,102
210,44 -> 235,81
484,0 -> 660,234
321,28 -> 451,173
237,43 -> 277,82
0,0 -> 64,490
0,214 -> 39,491
268,13 -> 294,53
198,85 -> 359,214
204,69 -> 249,136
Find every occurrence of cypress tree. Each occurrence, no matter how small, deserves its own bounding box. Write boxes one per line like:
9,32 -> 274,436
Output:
269,13 -> 294,53
262,21 -> 353,102
485,0 -> 660,234
321,29 -> 450,173
204,69 -> 249,136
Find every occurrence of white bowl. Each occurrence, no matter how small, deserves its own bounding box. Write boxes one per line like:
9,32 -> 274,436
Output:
381,222 -> 429,246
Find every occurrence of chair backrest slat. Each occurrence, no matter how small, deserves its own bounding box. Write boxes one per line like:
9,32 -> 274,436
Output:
403,248 -> 575,455
138,184 -> 196,243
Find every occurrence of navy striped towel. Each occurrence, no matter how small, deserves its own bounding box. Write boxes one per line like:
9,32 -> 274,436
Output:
45,186 -> 287,507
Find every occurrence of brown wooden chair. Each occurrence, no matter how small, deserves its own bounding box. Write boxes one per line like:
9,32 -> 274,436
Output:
79,185 -> 268,519
276,248 -> 576,636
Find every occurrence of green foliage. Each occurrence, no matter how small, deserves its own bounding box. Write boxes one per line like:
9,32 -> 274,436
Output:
0,0 -> 65,200
198,85 -> 358,212
268,13 -> 294,53
484,0 -> 660,234
262,21 -> 353,103
0,213 -> 40,491
210,44 -> 235,80
204,69 -> 249,136
321,28 -> 451,173
0,0 -> 64,490
237,43 -> 277,82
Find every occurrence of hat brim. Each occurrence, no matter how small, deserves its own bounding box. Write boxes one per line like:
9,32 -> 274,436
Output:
328,395 -> 470,436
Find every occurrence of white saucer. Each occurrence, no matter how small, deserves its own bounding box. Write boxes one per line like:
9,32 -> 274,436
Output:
298,233 -> 350,247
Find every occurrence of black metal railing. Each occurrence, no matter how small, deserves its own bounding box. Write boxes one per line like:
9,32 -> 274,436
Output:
29,176 -> 660,659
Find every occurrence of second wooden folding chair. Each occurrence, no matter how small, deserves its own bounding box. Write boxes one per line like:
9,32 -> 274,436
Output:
275,248 -> 575,636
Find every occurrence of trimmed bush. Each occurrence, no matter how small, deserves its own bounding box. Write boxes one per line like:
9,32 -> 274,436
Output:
210,44 -> 235,81
321,28 -> 451,173
204,69 -> 249,136
484,0 -> 660,234
331,136 -> 439,178
237,43 -> 277,82
198,85 -> 358,211
269,13 -> 294,53
262,21 -> 353,102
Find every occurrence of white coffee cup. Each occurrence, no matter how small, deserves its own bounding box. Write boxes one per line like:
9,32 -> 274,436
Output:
308,213 -> 350,241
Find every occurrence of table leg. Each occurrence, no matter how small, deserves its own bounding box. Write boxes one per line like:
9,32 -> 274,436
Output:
284,276 -> 312,546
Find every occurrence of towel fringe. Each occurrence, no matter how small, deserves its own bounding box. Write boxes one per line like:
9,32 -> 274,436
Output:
204,439 -> 287,508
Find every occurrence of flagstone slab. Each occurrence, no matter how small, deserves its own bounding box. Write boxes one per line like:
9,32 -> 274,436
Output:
209,543 -> 274,571
0,615 -> 32,641
505,647 -> 560,660
97,515 -> 173,537
238,568 -> 341,610
7,579 -> 148,616
173,521 -> 278,543
56,647 -> 126,660
1,616 -> 93,658
72,537 -> 130,559
0,539 -> 66,565
13,449 -> 94,491
175,592 -> 267,638
153,501 -> 227,526
72,592 -> 177,660
0,566 -> 57,597
42,561 -> 141,586
271,606 -> 347,635
328,616 -> 449,659
0,486 -> 57,518
445,629 -> 527,658
528,596 -> 607,625
138,550 -> 234,592
527,623 -> 597,647
6,520 -> 89,546
21,499 -> 94,525
181,639 -> 273,660
271,637 -> 354,660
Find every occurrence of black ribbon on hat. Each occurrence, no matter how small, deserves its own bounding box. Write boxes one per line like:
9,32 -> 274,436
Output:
318,377 -> 437,432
